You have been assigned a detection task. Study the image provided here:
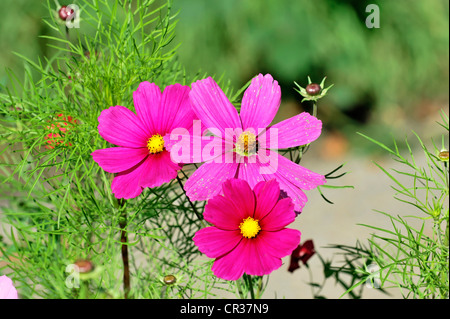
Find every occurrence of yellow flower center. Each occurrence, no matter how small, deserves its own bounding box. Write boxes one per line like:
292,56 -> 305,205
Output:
147,134 -> 165,154
239,217 -> 261,239
235,131 -> 257,156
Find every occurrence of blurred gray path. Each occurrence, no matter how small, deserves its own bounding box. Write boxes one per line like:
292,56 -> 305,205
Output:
263,143 -> 433,299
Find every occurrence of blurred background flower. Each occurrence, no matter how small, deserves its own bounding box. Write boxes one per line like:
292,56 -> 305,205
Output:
0,275 -> 18,299
171,0 -> 448,154
288,239 -> 316,273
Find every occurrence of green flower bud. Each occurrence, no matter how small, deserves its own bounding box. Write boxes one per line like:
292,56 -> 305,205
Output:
294,76 -> 333,102
431,208 -> 441,219
438,150 -> 449,162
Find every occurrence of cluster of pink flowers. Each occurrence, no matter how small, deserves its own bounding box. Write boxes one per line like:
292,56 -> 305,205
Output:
92,74 -> 325,280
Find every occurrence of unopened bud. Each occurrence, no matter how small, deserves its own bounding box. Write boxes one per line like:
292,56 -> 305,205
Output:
163,274 -> 176,285
306,83 -> 322,96
74,259 -> 94,274
58,6 -> 74,21
438,150 -> 449,162
294,76 -> 333,102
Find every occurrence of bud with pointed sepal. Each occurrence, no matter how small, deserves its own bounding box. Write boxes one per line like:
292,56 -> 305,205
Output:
294,76 -> 333,102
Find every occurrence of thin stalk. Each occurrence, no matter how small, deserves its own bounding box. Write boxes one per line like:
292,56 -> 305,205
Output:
176,175 -> 205,227
306,263 -> 326,298
435,161 -> 449,248
65,26 -> 72,59
118,198 -> 130,299
295,101 -> 318,164
444,161 -> 449,194
312,100 -> 318,118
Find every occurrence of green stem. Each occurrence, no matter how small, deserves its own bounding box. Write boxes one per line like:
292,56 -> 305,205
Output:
80,280 -> 89,299
255,276 -> 264,299
444,161 -> 449,195
65,25 -> 72,59
312,100 -> 318,118
295,101 -> 318,164
236,277 -> 245,299
244,274 -> 255,299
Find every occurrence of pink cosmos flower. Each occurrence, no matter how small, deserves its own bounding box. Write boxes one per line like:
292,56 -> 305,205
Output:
91,82 -> 196,199
193,178 -> 301,280
175,73 -> 325,212
0,275 -> 18,299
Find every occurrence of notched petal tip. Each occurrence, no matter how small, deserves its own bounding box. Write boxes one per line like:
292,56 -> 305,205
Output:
135,81 -> 161,93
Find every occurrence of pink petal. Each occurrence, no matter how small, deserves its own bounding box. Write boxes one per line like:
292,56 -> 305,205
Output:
202,135 -> 234,163
275,177 -> 309,212
110,159 -> 147,199
273,151 -> 326,191
190,77 -> 242,138
243,238 -> 283,277
257,150 -> 325,211
235,156 -> 265,189
184,161 -> 239,201
0,275 -> 18,299
221,178 -> 256,218
240,74 -> 281,131
259,198 -> 295,231
193,227 -> 242,259
110,151 -> 181,199
264,112 -> 322,149
132,81 -> 161,134
252,179 -> 281,220
138,150 -> 182,189
257,229 -> 301,259
91,147 -> 149,173
98,106 -> 149,148
164,122 -> 227,164
160,84 -> 197,134
211,236 -> 286,279
203,194 -> 244,230
211,240 -> 248,280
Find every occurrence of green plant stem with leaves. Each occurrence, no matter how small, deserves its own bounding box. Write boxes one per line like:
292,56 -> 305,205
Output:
337,111 -> 449,299
0,0 -> 218,299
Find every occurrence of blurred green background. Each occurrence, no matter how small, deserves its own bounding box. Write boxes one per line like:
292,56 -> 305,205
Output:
1,0 -> 448,156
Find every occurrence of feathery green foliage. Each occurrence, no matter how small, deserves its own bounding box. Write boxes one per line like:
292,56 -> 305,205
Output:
0,0 -> 236,299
